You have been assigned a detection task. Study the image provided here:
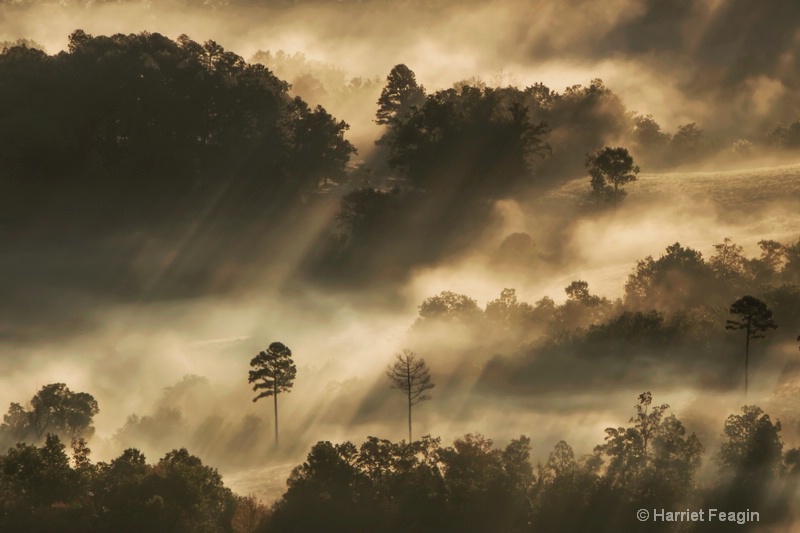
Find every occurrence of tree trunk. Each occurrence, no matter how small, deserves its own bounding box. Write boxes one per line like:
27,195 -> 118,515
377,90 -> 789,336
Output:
407,359 -> 412,442
745,323 -> 751,397
274,384 -> 279,446
408,394 -> 412,443
643,432 -> 648,468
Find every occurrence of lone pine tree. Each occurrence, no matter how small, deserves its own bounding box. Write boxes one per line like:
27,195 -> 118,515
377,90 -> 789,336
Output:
249,342 -> 297,446
726,296 -> 777,396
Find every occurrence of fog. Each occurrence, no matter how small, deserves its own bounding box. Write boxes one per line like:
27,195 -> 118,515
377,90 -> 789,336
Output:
4,0 -> 800,144
1,0 -> 800,511
3,164 -> 798,499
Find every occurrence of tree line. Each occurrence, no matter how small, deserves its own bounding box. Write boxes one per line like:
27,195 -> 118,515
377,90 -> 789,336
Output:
249,239 -> 800,447
2,31 -> 354,228
1,31 -> 355,298
389,234 -> 800,405
268,394 -> 799,533
5,234 -> 796,456
3,36 -> 796,294
2,391 -> 798,532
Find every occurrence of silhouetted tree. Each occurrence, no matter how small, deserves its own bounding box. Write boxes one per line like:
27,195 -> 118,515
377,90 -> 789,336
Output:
524,78 -> 626,178
630,392 -> 667,468
92,448 -> 157,531
726,296 -> 778,395
416,291 -> 483,326
585,146 -> 640,208
484,288 -> 535,332
783,237 -> 800,283
357,435 -> 446,532
438,434 -> 532,533
285,98 -> 357,191
386,84 -> 550,198
669,122 -> 707,162
249,342 -> 297,446
0,433 -> 81,529
594,392 -> 702,530
0,427 -> 265,531
564,280 -> 592,303
717,406 -> 783,479
630,112 -> 671,166
709,237 -> 748,282
376,64 -> 426,127
573,310 -> 675,359
555,280 -> 613,331
1,383 -> 99,444
748,239 -> 785,284
271,440 -> 368,532
152,448 -> 237,531
758,240 -> 786,272
710,405 -> 785,519
624,242 -> 716,310
386,349 -> 435,442
532,440 -> 601,533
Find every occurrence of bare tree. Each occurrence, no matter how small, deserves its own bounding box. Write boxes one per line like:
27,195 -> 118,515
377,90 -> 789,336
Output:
726,296 -> 778,396
386,349 -> 435,442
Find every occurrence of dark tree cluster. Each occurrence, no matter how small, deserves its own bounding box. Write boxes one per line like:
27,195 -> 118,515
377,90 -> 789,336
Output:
0,435 -> 266,533
0,384 -> 98,448
268,433 -> 533,533
267,394 -> 800,533
625,238 -> 800,312
2,31 -> 354,224
1,31 -> 354,296
3,38 -> 772,295
310,69 -> 732,284
384,82 -> 551,198
308,68 -> 554,283
2,385 -> 798,531
403,237 -> 800,396
412,281 -> 615,350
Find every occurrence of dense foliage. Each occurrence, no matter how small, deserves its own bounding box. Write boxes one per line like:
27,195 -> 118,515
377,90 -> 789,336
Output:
2,393 -> 799,532
399,236 -> 800,395
0,435 -> 265,533
266,395 -> 799,533
0,31 -> 355,297
0,384 -> 99,447
2,22 -> 800,532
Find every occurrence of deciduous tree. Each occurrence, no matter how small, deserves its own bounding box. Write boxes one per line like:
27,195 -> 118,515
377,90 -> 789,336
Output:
585,146 -> 640,208
1,384 -> 99,444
